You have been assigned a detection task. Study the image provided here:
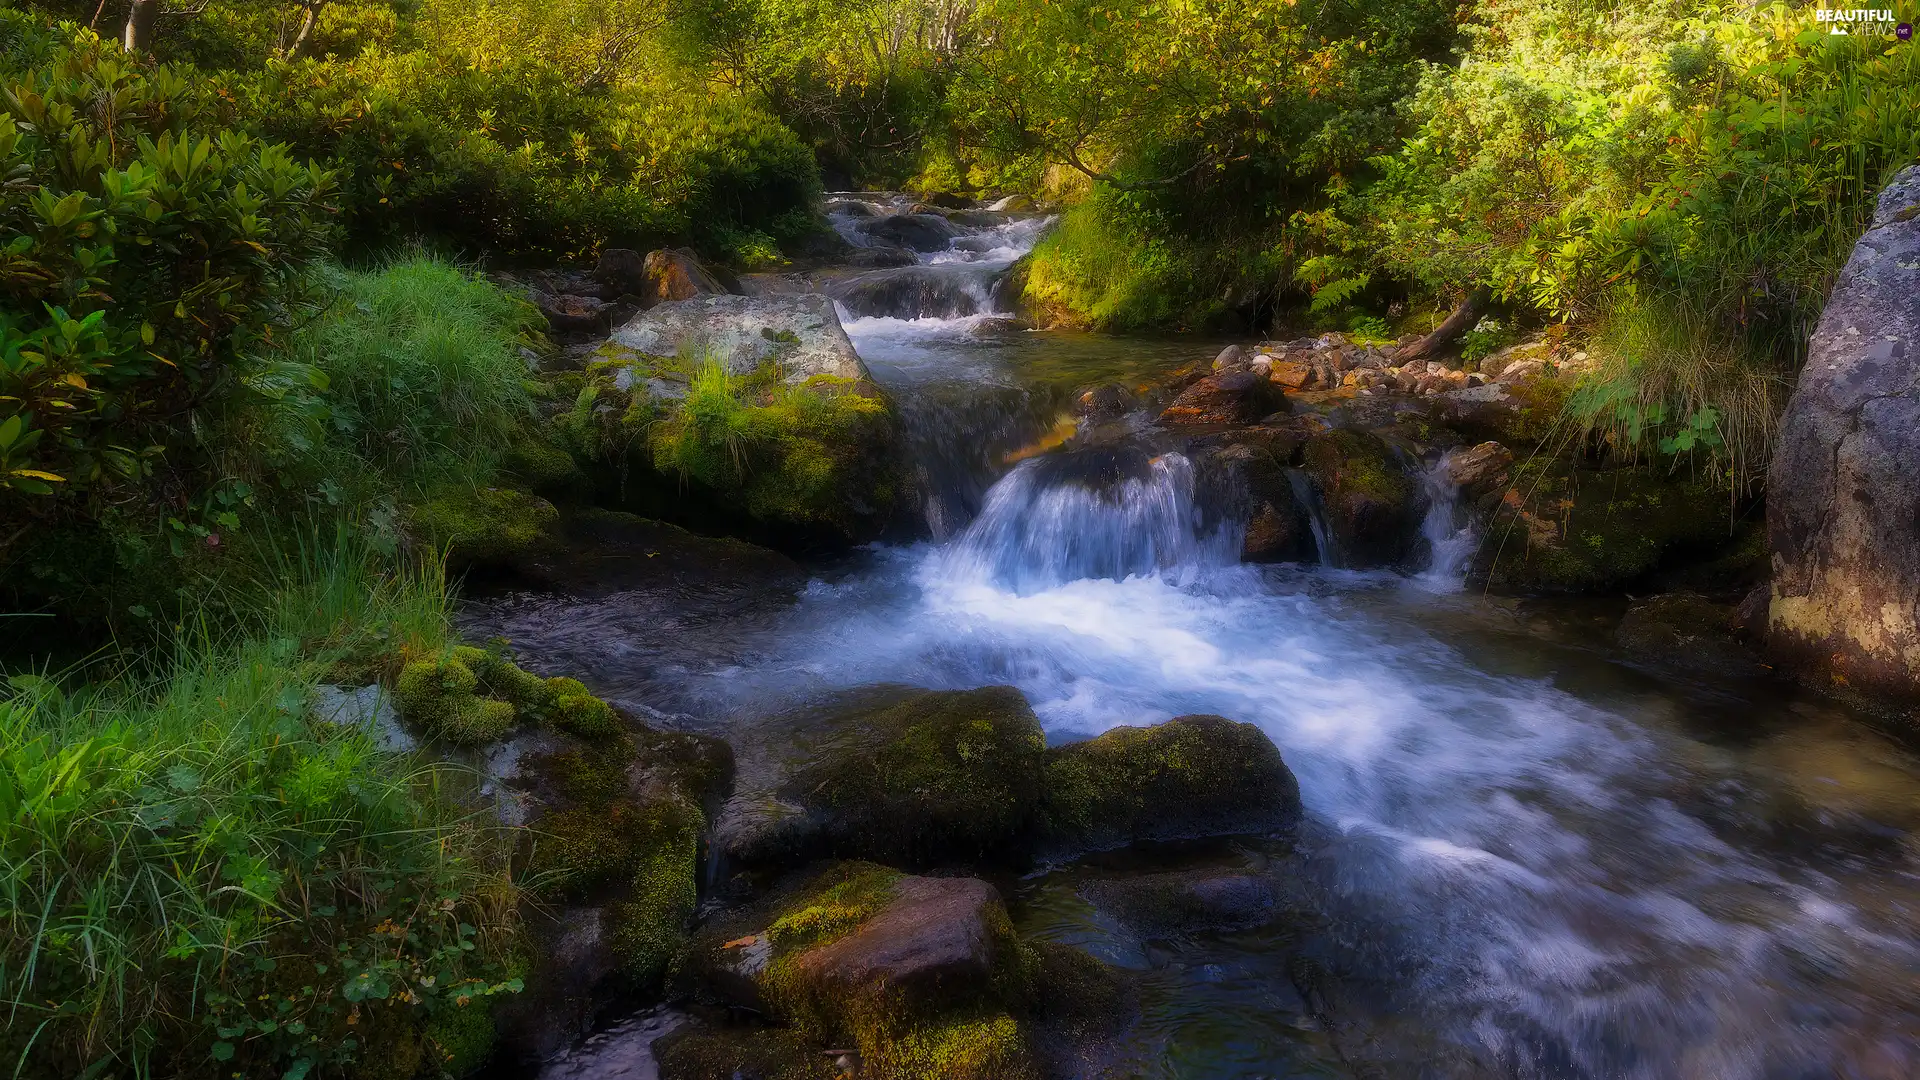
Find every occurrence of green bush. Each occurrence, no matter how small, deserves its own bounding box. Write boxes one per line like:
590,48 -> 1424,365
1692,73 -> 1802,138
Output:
0,535 -> 520,1079
0,22 -> 335,510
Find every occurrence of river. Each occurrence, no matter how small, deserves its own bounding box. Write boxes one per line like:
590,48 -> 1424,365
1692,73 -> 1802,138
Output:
471,198 -> 1920,1079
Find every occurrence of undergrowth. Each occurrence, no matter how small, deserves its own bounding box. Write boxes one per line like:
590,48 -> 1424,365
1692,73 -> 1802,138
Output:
0,529 -> 521,1079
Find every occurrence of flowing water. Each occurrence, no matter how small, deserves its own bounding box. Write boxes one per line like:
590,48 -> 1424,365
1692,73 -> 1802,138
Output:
481,203 -> 1920,1078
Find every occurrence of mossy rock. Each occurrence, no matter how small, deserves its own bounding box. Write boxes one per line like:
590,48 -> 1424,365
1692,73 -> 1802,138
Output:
545,675 -> 622,737
423,1000 -> 496,1078
410,485 -> 560,570
504,436 -> 592,499
655,1024 -> 836,1080
785,686 -> 1048,867
1299,428 -> 1419,568
1041,715 -> 1302,851
1481,463 -> 1734,594
394,655 -> 517,745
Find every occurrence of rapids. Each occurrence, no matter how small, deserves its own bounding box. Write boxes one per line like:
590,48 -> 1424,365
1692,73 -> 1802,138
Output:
481,201 -> 1920,1079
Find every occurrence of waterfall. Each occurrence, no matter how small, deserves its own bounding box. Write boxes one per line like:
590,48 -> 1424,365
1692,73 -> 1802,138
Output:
931,447 -> 1242,594
1415,451 -> 1476,589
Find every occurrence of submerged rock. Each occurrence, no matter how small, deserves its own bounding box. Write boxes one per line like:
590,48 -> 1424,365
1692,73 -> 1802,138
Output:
1080,869 -> 1279,934
1616,593 -> 1768,679
1768,164 -> 1920,700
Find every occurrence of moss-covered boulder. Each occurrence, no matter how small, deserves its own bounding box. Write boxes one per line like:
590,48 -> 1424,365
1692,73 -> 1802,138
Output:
409,485 -> 560,570
495,708 -> 733,1059
1041,716 -> 1302,852
726,687 -> 1049,870
1479,463 -> 1733,594
1299,428 -> 1419,568
683,864 -> 1045,1080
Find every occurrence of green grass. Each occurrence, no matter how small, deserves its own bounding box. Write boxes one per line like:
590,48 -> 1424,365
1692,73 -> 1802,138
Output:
0,528 -> 520,1080
287,256 -> 546,499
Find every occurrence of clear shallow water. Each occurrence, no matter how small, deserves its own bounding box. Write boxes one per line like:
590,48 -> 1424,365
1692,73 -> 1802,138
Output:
478,217 -> 1920,1078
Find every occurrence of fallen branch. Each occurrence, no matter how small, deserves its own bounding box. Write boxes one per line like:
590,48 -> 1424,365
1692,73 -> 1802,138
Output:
1395,286 -> 1489,363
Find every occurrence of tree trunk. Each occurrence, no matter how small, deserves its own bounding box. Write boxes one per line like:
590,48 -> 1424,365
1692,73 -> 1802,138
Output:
285,1 -> 325,58
123,0 -> 158,52
1394,286 -> 1490,364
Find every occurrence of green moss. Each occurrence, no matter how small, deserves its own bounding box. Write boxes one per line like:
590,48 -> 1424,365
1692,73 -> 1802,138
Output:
763,863 -> 904,956
791,687 -> 1047,866
654,1026 -> 835,1080
607,794 -> 705,984
547,676 -> 622,737
424,1000 -> 496,1078
647,362 -> 904,545
865,1011 -> 1036,1080
505,437 -> 589,497
409,485 -> 560,568
1041,715 -> 1300,850
394,655 -> 518,745
1299,429 -> 1417,567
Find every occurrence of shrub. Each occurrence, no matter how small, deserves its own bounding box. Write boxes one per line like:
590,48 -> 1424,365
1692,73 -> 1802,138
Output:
0,23 -> 335,516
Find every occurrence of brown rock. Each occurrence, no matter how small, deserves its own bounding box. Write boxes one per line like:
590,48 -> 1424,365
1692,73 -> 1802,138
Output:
536,292 -> 613,336
645,248 -> 729,303
1156,369 -> 1283,426
794,876 -> 1007,1002
1446,441 -> 1513,501
1268,360 -> 1315,391
1243,499 -> 1315,563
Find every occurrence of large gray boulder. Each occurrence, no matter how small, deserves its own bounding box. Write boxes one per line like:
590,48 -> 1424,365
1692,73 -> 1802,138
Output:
607,293 -> 870,386
1767,165 -> 1920,700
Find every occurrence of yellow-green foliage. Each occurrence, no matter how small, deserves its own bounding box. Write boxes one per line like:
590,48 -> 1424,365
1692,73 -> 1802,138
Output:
0,534 -> 521,1079
410,485 -> 559,568
648,361 -> 901,539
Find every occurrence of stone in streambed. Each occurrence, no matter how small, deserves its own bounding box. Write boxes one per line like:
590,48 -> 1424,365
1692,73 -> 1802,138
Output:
715,688 -> 1305,874
1041,716 -> 1303,851
777,686 -> 1048,868
1080,869 -> 1279,933
1155,369 -> 1286,427
1479,463 -> 1730,594
1445,440 -> 1513,503
609,293 -> 870,385
1615,593 -> 1767,679
861,213 -> 960,252
1299,428 -> 1420,568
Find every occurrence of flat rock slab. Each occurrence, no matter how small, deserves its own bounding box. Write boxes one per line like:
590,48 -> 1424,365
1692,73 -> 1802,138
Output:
609,293 -> 870,385
795,876 -> 1006,1000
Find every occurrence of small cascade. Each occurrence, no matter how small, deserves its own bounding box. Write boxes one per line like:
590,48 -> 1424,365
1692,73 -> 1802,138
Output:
932,446 -> 1242,594
825,264 -> 1001,320
1415,451 -> 1476,589
1287,468 -> 1338,568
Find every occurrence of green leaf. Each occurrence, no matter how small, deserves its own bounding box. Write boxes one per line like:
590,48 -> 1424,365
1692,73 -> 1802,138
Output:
210,1042 -> 235,1062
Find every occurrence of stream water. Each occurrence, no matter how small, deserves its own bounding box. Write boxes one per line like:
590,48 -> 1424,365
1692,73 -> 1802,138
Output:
475,199 -> 1920,1079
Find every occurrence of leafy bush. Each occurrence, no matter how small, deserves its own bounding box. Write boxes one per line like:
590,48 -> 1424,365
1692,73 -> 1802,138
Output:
0,23 -> 336,513
0,535 -> 520,1080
